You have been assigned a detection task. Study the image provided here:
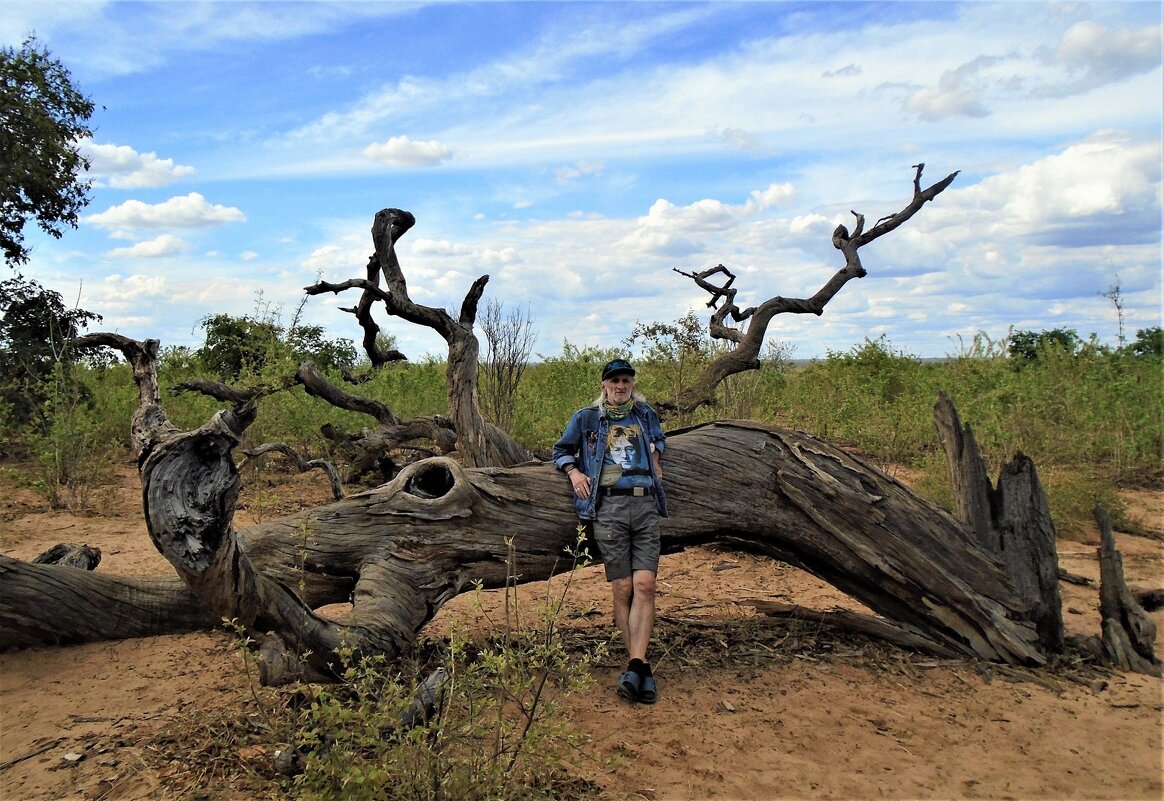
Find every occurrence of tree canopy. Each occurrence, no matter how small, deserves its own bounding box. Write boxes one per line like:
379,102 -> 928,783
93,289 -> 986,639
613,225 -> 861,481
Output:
0,36 -> 96,266
0,274 -> 101,428
197,311 -> 358,380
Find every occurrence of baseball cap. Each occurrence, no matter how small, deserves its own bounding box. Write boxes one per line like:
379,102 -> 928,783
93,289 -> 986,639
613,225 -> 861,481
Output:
601,359 -> 636,381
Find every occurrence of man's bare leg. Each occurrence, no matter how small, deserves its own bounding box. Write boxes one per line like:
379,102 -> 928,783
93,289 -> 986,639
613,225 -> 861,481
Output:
611,570 -> 656,661
611,576 -> 633,647
626,569 -> 656,661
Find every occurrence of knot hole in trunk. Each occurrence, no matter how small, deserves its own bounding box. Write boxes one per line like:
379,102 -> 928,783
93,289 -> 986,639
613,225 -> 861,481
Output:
404,462 -> 456,499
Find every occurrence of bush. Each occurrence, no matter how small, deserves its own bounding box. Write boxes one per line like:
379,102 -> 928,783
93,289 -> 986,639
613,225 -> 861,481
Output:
284,533 -> 601,801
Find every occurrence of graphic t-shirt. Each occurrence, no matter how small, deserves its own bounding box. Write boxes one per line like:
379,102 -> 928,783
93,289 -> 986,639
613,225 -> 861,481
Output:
598,419 -> 654,488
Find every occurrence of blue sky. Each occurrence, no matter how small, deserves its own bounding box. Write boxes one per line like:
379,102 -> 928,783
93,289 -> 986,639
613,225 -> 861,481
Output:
5,1 -> 1161,361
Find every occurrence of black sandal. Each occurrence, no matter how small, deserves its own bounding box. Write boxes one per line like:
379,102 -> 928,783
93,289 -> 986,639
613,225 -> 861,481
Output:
617,670 -> 641,701
638,675 -> 657,704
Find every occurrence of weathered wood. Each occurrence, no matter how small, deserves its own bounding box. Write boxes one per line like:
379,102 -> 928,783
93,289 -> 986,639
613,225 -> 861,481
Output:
995,454 -> 1065,653
305,208 -> 530,468
934,391 -> 994,549
0,555 -> 215,648
241,442 -> 345,500
934,393 -> 1065,654
1095,506 -> 1160,676
0,420 -> 1048,678
178,419 -> 1046,682
1132,588 -> 1164,611
668,165 -> 958,413
741,599 -> 959,657
32,543 -> 101,570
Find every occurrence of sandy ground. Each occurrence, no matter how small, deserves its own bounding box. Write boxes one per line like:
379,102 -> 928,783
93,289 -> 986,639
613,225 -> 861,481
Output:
1,462 -> 1161,801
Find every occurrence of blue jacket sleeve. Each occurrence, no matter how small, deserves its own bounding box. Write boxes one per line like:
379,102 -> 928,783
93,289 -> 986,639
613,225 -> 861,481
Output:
551,409 -> 586,471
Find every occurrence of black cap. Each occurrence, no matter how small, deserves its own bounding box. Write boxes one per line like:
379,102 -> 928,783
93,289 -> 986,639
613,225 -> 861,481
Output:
601,359 -> 636,381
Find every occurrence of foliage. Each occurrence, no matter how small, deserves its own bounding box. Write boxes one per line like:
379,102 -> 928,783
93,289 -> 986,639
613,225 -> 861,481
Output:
197,309 -> 357,381
227,532 -> 602,801
0,36 -> 96,266
624,310 -> 710,427
478,299 -> 537,434
0,276 -> 127,507
0,275 -> 101,427
1007,327 -> 1081,362
1126,326 -> 1163,358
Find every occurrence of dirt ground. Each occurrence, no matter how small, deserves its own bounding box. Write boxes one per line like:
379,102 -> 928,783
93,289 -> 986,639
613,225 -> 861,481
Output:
1,461 -> 1161,801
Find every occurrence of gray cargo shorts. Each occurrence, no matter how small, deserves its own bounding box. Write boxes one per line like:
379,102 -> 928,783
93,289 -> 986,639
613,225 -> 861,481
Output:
593,494 -> 661,582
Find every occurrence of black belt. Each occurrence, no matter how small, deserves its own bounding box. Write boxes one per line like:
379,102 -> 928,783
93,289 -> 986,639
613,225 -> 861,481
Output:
601,486 -> 654,497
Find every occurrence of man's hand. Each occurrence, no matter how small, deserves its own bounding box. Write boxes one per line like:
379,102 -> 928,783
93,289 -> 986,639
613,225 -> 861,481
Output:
569,469 -> 591,498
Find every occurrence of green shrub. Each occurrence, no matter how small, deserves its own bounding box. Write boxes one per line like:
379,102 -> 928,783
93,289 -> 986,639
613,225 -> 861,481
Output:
286,533 -> 601,801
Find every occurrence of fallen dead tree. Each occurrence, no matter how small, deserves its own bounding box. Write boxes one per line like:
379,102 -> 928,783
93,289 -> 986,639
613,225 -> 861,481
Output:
1,332 -> 1046,683
2,168 -> 1154,684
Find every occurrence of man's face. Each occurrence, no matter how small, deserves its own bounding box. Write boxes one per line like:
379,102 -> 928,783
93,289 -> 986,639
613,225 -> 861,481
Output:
603,373 -> 635,403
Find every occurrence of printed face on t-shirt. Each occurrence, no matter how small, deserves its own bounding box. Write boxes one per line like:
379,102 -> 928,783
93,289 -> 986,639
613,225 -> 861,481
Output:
609,431 -> 637,468
605,424 -> 649,477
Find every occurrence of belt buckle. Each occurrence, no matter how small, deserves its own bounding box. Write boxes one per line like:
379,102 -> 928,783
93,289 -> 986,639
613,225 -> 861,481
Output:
633,486 -> 646,497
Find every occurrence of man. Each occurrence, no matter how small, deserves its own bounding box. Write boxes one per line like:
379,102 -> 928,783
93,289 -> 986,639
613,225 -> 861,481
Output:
552,358 -> 668,704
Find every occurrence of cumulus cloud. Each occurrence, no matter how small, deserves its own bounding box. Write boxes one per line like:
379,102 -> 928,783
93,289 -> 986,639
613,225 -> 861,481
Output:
82,142 -> 195,188
85,193 -> 246,232
748,183 -> 796,211
302,231 -> 370,272
362,135 -> 453,167
605,182 -> 801,261
904,56 -> 1002,120
410,238 -> 520,268
1036,21 -> 1162,97
107,234 -> 188,258
954,132 -> 1161,247
87,274 -> 170,313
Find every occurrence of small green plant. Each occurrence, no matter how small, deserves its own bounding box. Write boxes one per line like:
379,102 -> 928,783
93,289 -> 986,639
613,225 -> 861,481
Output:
287,530 -> 601,801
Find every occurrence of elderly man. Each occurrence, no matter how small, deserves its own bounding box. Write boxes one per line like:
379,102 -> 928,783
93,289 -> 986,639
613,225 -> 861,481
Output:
552,359 -> 668,703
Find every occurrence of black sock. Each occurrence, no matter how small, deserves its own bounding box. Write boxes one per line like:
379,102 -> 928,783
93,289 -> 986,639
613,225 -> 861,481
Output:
628,659 -> 652,678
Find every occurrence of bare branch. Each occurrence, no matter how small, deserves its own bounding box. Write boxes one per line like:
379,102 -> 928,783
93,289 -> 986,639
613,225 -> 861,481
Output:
241,443 -> 345,500
296,361 -> 400,426
665,166 -> 958,414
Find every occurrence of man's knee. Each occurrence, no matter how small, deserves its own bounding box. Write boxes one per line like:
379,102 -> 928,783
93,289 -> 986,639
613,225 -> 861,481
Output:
631,570 -> 656,599
611,577 -> 634,604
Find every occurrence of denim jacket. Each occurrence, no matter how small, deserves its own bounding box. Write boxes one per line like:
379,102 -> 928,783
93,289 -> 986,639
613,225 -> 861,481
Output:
551,401 -> 668,520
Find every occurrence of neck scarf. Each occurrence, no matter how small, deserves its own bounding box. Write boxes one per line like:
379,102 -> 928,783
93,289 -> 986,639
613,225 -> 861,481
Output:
603,398 -> 634,420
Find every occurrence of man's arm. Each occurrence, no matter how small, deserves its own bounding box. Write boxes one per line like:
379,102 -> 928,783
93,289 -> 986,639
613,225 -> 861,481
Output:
550,413 -> 581,471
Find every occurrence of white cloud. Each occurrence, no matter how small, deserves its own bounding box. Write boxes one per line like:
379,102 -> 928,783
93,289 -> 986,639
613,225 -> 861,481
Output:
85,193 -> 246,232
905,56 -> 1000,120
951,131 -> 1161,247
362,136 -> 453,167
107,234 -> 188,258
88,274 -> 169,312
1039,21 -> 1163,96
555,161 -> 604,186
748,183 -> 797,211
82,142 -> 195,188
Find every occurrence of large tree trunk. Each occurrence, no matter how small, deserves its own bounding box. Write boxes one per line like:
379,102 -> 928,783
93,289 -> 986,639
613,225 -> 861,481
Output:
1,418 -> 1045,682
0,560 -> 213,647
